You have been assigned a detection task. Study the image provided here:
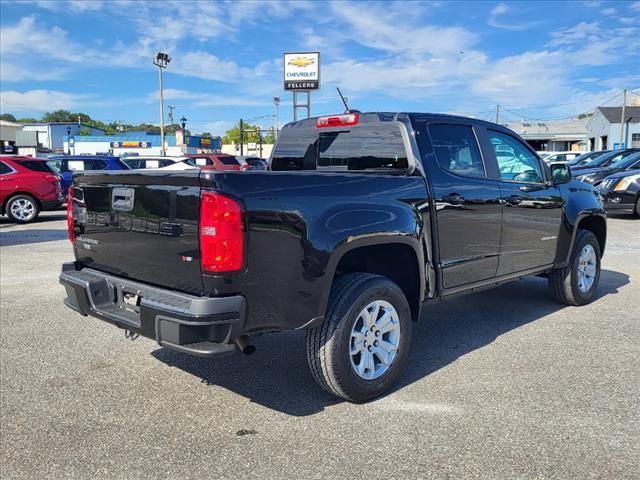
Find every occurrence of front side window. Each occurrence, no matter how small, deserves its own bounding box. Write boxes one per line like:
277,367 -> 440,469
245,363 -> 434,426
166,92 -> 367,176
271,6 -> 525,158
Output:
489,130 -> 544,183
429,124 -> 485,177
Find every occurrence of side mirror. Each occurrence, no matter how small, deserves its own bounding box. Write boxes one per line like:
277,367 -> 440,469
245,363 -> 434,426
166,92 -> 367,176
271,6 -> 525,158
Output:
550,162 -> 572,185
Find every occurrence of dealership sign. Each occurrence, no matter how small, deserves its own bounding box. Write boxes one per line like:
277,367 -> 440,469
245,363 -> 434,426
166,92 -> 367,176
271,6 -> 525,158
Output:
284,52 -> 320,90
110,141 -> 151,148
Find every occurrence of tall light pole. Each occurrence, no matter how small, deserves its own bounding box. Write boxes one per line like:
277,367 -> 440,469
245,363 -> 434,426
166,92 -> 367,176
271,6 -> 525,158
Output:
273,96 -> 280,140
153,52 -> 171,156
180,116 -> 188,150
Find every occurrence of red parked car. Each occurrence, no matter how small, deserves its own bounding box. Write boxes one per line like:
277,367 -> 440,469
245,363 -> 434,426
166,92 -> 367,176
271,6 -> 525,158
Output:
187,154 -> 242,171
0,156 -> 64,223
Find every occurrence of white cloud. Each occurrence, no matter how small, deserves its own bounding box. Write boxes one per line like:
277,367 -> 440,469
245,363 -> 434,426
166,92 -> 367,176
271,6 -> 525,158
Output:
148,89 -> 271,107
329,1 -> 477,56
0,89 -> 81,111
0,61 -> 67,82
0,16 -> 87,62
601,7 -> 617,15
487,2 -> 538,31
198,120 -> 235,136
630,1 -> 640,12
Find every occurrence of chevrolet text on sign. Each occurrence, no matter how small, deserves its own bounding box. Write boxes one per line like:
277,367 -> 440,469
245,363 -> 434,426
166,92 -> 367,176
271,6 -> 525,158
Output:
283,52 -> 320,91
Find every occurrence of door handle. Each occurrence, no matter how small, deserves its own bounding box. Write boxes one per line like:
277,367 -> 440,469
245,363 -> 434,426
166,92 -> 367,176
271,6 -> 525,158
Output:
443,193 -> 465,205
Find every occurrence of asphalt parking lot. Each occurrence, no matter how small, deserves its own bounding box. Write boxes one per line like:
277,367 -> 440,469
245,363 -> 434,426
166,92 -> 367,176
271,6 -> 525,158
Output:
1,210 -> 639,479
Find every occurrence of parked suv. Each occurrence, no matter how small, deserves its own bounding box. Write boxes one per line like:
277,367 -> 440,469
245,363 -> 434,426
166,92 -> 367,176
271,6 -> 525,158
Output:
47,155 -> 130,193
187,154 -> 242,171
1,156 -> 63,223
61,112 -> 606,402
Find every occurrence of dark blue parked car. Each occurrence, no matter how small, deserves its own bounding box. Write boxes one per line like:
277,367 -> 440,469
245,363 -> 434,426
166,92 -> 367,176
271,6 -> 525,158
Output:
47,155 -> 130,194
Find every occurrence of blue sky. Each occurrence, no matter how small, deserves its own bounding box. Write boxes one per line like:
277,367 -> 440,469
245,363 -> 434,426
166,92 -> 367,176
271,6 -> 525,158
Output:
1,0 -> 639,135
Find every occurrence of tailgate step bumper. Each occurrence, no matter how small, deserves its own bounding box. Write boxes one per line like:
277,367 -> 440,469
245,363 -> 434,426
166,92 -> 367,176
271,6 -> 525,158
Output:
59,262 -> 245,358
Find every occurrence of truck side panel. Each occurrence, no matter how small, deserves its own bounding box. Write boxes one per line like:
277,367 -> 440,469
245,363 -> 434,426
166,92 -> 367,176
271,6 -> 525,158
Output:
199,171 -> 430,333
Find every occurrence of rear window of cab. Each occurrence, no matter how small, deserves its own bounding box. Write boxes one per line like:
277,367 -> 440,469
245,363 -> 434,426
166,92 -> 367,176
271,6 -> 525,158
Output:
271,122 -> 408,172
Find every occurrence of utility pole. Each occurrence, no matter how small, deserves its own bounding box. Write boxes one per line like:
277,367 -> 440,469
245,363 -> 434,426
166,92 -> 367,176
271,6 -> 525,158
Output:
153,52 -> 171,156
273,96 -> 280,140
619,89 -> 627,150
495,104 -> 500,124
239,118 -> 244,156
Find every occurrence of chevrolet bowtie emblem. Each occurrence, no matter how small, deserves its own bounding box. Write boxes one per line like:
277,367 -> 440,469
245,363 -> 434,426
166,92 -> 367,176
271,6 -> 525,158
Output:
288,57 -> 314,67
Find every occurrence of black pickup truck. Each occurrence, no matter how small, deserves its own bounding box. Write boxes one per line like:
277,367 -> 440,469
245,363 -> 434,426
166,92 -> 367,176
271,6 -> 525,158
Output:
60,112 -> 606,402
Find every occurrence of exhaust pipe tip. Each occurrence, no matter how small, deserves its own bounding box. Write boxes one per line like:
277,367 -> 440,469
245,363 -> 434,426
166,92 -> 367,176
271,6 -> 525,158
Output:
235,335 -> 255,355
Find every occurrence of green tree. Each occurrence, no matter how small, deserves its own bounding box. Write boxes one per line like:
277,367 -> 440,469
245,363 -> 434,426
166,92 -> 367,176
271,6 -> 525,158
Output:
262,127 -> 276,144
78,127 -> 92,135
201,132 -> 212,139
42,110 -> 75,123
221,122 -> 260,144
17,117 -> 39,123
0,113 -> 17,122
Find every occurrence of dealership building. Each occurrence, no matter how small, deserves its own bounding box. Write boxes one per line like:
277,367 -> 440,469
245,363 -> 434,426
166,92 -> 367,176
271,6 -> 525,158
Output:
63,131 -> 221,156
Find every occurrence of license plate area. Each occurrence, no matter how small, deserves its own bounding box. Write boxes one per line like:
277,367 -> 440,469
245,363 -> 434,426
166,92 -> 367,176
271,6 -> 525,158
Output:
98,283 -> 142,328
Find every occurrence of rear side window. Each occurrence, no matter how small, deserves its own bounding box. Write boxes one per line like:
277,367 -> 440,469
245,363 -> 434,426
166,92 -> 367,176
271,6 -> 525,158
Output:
16,160 -> 55,173
88,159 -> 107,170
219,156 -> 240,165
0,161 -> 13,174
272,123 -> 408,172
429,124 -> 485,177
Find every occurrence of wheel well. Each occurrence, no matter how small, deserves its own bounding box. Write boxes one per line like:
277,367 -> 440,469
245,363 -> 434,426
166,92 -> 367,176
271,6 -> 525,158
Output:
2,192 -> 40,213
578,215 -> 606,256
333,244 -> 421,321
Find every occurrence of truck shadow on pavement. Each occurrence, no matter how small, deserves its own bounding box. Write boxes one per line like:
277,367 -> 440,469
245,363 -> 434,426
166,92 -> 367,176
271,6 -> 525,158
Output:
152,269 -> 629,417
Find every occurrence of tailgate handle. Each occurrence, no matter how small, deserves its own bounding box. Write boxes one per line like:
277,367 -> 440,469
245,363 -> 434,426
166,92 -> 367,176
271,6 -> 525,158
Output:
112,187 -> 135,212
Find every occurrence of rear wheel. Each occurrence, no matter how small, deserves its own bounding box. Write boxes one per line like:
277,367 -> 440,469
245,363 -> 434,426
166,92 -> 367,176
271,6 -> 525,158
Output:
306,273 -> 412,402
634,196 -> 640,218
548,229 -> 601,306
6,195 -> 40,223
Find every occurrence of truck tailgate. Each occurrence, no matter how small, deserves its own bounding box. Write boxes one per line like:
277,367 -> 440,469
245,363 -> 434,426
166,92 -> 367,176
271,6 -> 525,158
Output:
72,170 -> 203,294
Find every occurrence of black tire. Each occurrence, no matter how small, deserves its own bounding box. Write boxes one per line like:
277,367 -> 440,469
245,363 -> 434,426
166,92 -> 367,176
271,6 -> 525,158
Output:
306,273 -> 413,402
5,194 -> 40,223
548,229 -> 601,306
634,196 -> 640,218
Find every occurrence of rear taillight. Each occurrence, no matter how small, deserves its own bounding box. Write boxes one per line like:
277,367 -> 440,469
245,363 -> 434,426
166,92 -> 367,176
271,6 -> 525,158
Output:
200,192 -> 244,273
67,187 -> 75,243
316,113 -> 359,128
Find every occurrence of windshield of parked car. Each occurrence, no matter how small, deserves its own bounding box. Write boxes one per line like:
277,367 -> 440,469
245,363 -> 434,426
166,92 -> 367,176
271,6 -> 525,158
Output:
599,149 -> 640,168
569,151 -> 605,166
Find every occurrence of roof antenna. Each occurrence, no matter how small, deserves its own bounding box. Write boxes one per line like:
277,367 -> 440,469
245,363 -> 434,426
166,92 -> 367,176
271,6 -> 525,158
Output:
336,87 -> 350,113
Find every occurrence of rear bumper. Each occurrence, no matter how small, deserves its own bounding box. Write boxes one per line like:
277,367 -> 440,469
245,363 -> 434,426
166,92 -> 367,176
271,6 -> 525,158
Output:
59,262 -> 246,357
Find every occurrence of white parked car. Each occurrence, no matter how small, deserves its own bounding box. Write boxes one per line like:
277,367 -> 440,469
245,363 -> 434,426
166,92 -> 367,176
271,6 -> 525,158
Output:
541,152 -> 584,163
122,156 -> 197,170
